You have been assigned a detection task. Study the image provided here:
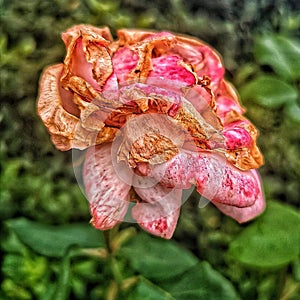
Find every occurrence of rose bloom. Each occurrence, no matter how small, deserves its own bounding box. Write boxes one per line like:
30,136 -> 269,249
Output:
37,25 -> 264,239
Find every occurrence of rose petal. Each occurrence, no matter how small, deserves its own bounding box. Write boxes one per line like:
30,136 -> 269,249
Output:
223,121 -> 264,170
213,170 -> 265,223
132,185 -> 182,239
83,144 -> 132,230
173,36 -> 224,89
150,151 -> 261,209
223,127 -> 253,150
149,152 -> 195,189
149,55 -> 196,86
195,153 -> 260,208
37,64 -> 80,150
70,39 -> 101,91
216,96 -> 245,122
112,47 -> 139,83
61,25 -> 113,93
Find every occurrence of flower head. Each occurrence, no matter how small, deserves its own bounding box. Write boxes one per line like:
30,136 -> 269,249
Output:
37,25 -> 264,239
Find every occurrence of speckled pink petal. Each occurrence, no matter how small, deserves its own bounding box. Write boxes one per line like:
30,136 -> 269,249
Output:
83,144 -> 132,230
149,55 -> 195,86
112,47 -> 138,83
195,153 -> 260,208
132,185 -> 182,239
213,170 -> 265,223
223,127 -> 253,150
149,152 -> 195,189
150,151 -> 261,208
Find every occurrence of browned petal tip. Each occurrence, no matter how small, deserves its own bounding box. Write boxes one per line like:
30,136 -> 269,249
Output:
37,64 -> 118,151
37,64 -> 78,151
61,24 -> 113,47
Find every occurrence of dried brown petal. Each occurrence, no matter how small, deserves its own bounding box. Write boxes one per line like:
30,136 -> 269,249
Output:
117,114 -> 186,167
126,33 -> 177,82
128,133 -> 179,166
37,64 -> 118,150
61,24 -> 114,92
37,64 -> 79,151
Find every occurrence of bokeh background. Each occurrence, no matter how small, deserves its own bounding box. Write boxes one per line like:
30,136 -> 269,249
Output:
1,1 -> 300,299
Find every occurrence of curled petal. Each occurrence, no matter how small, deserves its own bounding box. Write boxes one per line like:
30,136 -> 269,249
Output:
150,152 -> 262,208
117,29 -> 155,45
62,24 -> 113,48
118,83 -> 224,148
223,120 -> 264,170
195,153 -> 261,208
173,35 -> 224,89
37,64 -> 118,150
37,64 -> 80,150
61,24 -> 114,92
132,185 -> 182,239
213,170 -> 265,223
83,144 -> 131,230
115,30 -> 177,83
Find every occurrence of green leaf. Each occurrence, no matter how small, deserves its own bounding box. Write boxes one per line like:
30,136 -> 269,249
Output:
127,277 -> 175,300
240,75 -> 298,108
161,262 -> 240,300
254,34 -> 300,80
229,201 -> 300,269
121,233 -> 198,280
285,102 -> 300,125
6,218 -> 104,257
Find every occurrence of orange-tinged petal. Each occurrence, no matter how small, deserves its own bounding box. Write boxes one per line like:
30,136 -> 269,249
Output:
37,64 -> 79,151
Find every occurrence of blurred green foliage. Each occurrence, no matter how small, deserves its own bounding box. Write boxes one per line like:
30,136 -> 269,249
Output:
1,0 -> 300,299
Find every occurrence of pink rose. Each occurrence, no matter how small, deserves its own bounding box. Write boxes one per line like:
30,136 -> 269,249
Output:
37,25 -> 264,239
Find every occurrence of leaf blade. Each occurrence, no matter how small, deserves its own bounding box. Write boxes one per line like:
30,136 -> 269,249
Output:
240,75 -> 298,108
228,201 -> 300,269
121,233 -> 198,280
161,262 -> 240,300
254,34 -> 300,81
6,218 -> 104,257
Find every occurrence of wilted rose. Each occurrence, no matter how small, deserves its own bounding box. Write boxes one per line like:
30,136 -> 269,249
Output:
37,25 -> 264,239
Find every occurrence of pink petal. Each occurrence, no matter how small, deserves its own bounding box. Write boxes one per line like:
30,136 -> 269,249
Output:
173,39 -> 224,89
83,143 -> 131,230
132,185 -> 182,239
196,45 -> 224,89
150,151 -> 261,208
112,47 -> 138,83
215,96 -> 244,123
149,152 -> 195,189
195,153 -> 260,208
102,71 -> 119,100
213,170 -> 265,223
223,127 -> 253,150
149,55 -> 195,86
